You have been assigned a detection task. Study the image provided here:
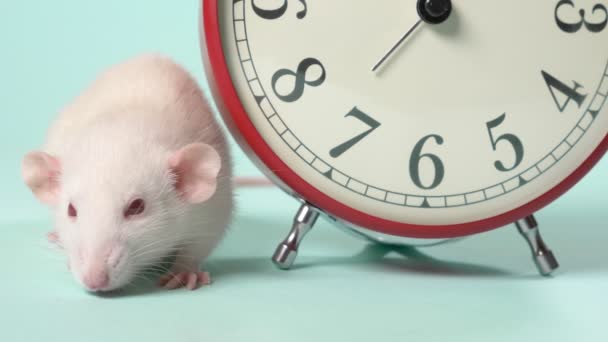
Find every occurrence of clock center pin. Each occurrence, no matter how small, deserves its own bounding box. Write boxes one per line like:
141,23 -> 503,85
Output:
418,0 -> 452,24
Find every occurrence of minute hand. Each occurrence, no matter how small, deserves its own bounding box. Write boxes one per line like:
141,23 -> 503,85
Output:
371,19 -> 423,72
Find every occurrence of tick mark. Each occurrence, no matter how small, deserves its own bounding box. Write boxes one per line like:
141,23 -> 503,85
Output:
518,176 -> 528,187
589,110 -> 599,119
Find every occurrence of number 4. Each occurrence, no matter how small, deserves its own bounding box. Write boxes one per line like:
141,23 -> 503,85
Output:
542,70 -> 587,112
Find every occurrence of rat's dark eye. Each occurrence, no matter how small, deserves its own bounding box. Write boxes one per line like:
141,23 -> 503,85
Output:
124,198 -> 145,218
68,203 -> 77,218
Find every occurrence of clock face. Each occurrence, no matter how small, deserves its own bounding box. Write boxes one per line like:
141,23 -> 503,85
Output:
204,0 -> 608,234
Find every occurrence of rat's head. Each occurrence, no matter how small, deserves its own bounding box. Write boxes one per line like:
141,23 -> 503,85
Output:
21,138 -> 221,292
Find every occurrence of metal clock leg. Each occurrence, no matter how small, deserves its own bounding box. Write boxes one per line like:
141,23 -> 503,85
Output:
272,203 -> 320,270
515,215 -> 559,276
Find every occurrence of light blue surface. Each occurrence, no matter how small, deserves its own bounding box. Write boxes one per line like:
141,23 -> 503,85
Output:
1,1 -> 607,341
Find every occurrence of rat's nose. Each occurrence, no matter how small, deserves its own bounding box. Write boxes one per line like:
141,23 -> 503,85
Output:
82,267 -> 109,291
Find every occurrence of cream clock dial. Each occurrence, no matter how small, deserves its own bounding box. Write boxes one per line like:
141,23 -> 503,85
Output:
217,0 -> 607,225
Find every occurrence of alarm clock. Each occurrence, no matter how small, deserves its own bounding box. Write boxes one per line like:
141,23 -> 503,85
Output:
199,0 -> 608,275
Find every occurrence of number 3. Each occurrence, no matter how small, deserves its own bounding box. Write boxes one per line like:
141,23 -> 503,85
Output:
555,0 -> 608,33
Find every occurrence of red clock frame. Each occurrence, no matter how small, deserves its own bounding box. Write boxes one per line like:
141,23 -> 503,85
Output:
199,0 -> 608,239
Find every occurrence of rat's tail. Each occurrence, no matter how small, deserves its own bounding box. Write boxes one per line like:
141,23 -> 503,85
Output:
233,177 -> 274,187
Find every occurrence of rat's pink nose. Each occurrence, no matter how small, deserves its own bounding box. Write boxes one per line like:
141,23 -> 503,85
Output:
82,268 -> 109,291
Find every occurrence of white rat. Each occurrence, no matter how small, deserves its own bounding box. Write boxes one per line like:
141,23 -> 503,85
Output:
21,54 -> 239,292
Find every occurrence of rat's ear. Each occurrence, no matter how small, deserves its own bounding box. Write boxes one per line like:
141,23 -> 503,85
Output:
168,143 -> 221,204
21,151 -> 61,205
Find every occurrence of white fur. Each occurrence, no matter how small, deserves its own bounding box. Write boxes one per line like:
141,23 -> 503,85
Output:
40,54 -> 234,291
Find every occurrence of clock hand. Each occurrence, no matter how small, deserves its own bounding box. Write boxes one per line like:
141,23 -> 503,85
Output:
371,0 -> 453,73
371,19 -> 423,72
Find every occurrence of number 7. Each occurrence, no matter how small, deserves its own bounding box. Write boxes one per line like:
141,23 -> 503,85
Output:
330,107 -> 381,158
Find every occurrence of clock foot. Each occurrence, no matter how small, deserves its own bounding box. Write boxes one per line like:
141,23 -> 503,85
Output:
515,215 -> 559,276
272,203 -> 320,270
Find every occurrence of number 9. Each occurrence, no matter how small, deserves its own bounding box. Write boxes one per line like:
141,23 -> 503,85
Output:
252,0 -> 308,20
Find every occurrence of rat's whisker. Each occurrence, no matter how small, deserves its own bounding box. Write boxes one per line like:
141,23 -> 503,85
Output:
130,231 -> 222,254
130,245 -> 182,260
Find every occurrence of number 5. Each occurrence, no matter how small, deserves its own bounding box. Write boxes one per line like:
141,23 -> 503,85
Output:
486,113 -> 525,172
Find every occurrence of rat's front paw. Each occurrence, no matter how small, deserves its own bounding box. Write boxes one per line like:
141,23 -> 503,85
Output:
158,271 -> 211,290
47,231 -> 63,249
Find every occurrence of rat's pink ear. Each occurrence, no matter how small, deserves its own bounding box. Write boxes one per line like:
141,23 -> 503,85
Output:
21,151 -> 61,205
168,143 -> 221,204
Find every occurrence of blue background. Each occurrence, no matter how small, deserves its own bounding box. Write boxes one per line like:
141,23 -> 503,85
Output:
1,1 -> 606,341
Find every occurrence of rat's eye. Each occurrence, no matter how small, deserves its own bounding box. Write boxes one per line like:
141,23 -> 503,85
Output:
124,198 -> 145,218
68,203 -> 77,218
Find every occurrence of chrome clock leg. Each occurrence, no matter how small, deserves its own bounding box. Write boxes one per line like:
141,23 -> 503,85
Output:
515,215 -> 559,276
272,203 -> 319,270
